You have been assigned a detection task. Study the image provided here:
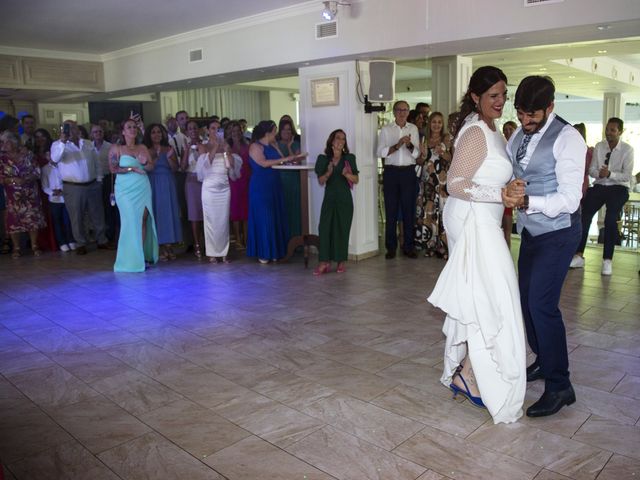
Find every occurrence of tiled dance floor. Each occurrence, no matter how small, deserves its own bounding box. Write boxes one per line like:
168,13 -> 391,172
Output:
0,243 -> 638,479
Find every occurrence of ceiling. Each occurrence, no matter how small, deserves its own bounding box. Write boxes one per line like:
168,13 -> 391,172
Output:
1,1 -> 640,103
0,0 -> 311,55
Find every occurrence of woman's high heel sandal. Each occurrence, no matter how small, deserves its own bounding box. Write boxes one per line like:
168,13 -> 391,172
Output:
313,263 -> 330,276
450,372 -> 486,409
194,244 -> 202,259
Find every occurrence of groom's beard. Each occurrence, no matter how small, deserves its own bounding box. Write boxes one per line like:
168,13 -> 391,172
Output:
522,112 -> 549,134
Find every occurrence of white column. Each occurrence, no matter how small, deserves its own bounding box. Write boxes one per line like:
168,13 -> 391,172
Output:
602,92 -> 625,130
431,55 -> 473,119
298,61 -> 379,260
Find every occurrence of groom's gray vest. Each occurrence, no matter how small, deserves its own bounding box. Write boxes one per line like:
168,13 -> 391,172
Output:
510,116 -> 574,237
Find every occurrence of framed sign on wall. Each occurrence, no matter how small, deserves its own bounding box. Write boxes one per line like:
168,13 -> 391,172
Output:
311,77 -> 339,107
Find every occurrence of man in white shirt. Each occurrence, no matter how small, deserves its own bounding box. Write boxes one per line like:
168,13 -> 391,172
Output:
91,124 -> 116,243
504,75 -> 586,418
570,117 -> 634,275
51,121 -> 110,255
376,100 -> 421,258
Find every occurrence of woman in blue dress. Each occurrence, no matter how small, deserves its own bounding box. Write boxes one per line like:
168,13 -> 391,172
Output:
246,120 -> 306,264
144,123 -> 181,261
109,118 -> 158,272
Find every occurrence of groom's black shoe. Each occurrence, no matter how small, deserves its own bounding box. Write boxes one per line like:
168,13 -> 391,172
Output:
526,386 -> 575,417
526,363 -> 543,382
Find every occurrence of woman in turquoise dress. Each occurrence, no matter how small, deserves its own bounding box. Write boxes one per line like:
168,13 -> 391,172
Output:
109,118 -> 158,272
276,117 -> 302,237
314,129 -> 359,275
144,123 -> 181,261
246,120 -> 306,263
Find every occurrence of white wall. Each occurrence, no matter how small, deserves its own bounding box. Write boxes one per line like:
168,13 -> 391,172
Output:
269,91 -> 298,127
37,102 -> 89,129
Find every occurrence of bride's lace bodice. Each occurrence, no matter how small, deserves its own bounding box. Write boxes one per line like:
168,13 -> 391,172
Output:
448,114 -> 513,203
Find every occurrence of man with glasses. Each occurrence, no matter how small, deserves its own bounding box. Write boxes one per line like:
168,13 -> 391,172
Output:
377,100 -> 421,259
570,117 -> 634,275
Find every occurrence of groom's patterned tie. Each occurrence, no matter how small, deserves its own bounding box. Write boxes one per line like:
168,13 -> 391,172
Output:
516,134 -> 533,164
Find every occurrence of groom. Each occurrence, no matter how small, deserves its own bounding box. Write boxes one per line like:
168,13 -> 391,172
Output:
503,76 -> 586,417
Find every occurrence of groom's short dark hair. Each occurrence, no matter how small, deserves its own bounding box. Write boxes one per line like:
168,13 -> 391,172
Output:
514,76 -> 555,112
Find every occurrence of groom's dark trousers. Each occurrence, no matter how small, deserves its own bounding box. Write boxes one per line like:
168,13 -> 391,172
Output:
518,213 -> 581,393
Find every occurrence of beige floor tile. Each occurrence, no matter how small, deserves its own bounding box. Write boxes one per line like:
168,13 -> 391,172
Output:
50,350 -> 132,383
7,440 -> 119,480
567,328 -> 640,357
287,426 -> 426,480
595,454 -> 640,479
204,435 -> 336,479
299,392 -> 424,450
612,374 -> 640,399
181,342 -> 281,386
139,398 -> 251,458
371,384 -> 489,437
6,364 -> 99,409
518,398 -> 592,437
393,426 -> 540,480
153,361 -> 251,408
571,383 -> 640,425
467,422 -> 611,479
105,340 -> 192,378
212,390 -> 325,447
573,415 -> 640,460
310,339 -> 402,373
49,395 -> 152,454
98,431 -> 224,479
90,369 -> 183,416
74,325 -> 143,348
249,369 -> 337,410
296,357 -> 398,401
532,470 -> 574,479
20,326 -> 92,354
0,401 -> 74,464
566,341 -> 640,381
377,361 -> 453,399
416,470 -> 454,480
0,351 -> 56,376
135,324 -> 213,354
569,358 -> 626,392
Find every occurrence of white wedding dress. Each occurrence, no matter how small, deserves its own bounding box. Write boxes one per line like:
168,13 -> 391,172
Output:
197,152 -> 242,258
428,114 -> 526,424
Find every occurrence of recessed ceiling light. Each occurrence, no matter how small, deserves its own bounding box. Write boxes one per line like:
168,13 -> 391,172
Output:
539,68 -> 547,71
597,50 -> 607,54
592,81 -> 600,84
568,75 -> 576,79
596,24 -> 610,30
502,36 -> 512,40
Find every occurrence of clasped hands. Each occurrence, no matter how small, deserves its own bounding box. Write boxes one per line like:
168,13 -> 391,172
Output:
501,179 -> 527,209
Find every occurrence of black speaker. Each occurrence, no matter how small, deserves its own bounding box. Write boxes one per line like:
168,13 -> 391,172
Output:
369,60 -> 395,103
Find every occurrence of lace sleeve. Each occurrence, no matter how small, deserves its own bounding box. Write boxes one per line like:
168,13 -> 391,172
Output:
448,125 -> 502,203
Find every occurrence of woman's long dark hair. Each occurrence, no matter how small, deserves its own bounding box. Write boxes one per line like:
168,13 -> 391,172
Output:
225,120 -> 247,147
454,66 -> 507,139
251,120 -> 276,143
34,128 -> 52,153
142,123 -> 169,148
324,129 -> 350,158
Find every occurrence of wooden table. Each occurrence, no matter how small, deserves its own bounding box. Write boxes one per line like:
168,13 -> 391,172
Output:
273,162 -> 319,267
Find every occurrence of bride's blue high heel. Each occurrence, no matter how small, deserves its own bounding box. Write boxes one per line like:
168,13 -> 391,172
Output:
450,372 -> 486,409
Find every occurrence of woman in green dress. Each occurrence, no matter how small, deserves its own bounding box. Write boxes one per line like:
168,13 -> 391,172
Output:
276,117 -> 302,237
314,129 -> 359,275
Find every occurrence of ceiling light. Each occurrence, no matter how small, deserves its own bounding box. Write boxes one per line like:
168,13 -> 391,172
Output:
568,75 -> 576,79
592,81 -> 600,84
597,49 -> 607,54
596,24 -> 610,30
321,1 -> 350,21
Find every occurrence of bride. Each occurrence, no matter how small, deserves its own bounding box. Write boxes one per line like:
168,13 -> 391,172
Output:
428,66 -> 526,424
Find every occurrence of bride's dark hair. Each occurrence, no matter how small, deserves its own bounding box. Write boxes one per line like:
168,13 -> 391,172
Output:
454,66 -> 507,139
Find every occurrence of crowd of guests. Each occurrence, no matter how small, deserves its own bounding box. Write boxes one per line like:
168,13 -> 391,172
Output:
0,103 -> 633,276
0,110 -> 360,275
